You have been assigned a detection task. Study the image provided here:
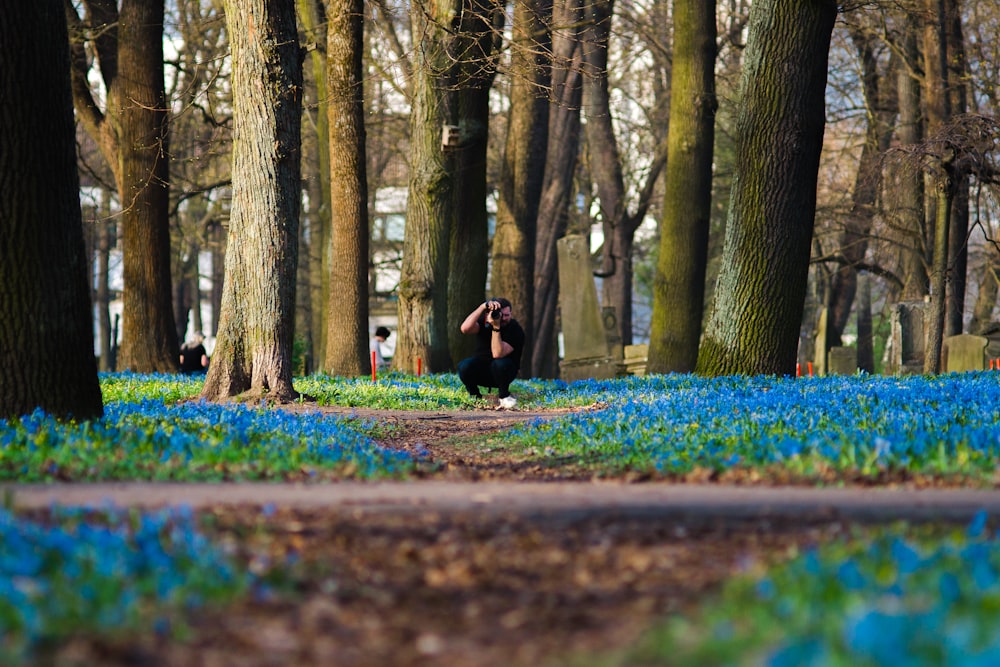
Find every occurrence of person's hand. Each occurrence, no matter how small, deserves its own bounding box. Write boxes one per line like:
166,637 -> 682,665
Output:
484,301 -> 503,327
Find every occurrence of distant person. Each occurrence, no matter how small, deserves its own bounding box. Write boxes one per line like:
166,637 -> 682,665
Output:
370,326 -> 391,371
179,331 -> 209,374
457,298 -> 525,409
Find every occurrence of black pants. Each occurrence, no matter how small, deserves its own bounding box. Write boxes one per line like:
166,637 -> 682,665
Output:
457,356 -> 518,398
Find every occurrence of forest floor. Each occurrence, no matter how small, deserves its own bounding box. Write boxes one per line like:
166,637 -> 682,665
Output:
13,403 -> 995,667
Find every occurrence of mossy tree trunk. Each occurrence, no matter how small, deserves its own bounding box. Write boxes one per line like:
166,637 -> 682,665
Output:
0,0 -> 103,420
201,0 -> 302,402
696,0 -> 836,376
647,0 -> 717,373
323,0 -> 370,376
297,0 -> 332,368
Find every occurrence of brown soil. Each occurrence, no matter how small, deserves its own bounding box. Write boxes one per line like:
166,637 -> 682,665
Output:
36,406 -> 873,666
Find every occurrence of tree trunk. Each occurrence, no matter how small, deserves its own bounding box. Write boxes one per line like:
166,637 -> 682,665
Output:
0,0 -> 103,419
582,0 -> 667,350
396,0 -> 500,374
696,0 -> 837,376
202,0 -> 302,402
395,2 -> 459,374
297,0 -> 332,366
68,0 -> 179,373
857,272 -> 874,373
531,0 -> 584,378
647,0 -> 717,373
924,173 -> 953,373
943,0 -> 969,337
893,14 -> 928,300
448,0 -> 501,365
324,0 -> 371,376
96,192 -> 115,371
826,25 -> 898,347
491,0 -> 552,370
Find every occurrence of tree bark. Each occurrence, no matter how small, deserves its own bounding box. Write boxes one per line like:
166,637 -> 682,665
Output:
826,24 -> 898,347
297,0 -> 332,367
395,2 -> 460,374
647,0 -> 717,373
696,0 -> 837,376
893,13 -> 928,301
396,0 -> 501,374
448,0 -> 502,365
67,0 -> 179,373
491,0 -> 552,370
924,172 -> 954,373
582,0 -> 667,350
96,192 -> 115,371
0,0 -> 103,419
530,0 -> 584,378
323,0 -> 371,376
201,0 -> 302,402
943,0 -> 969,337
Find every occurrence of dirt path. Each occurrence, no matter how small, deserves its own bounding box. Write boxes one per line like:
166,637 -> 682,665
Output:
8,405 -> 995,667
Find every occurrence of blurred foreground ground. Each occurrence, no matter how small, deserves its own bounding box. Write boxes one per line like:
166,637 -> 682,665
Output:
7,406 -> 998,666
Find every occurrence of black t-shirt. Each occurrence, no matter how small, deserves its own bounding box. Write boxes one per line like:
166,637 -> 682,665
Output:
473,316 -> 525,369
180,343 -> 207,372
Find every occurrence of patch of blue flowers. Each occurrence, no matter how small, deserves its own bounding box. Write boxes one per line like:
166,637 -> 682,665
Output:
0,399 -> 414,481
509,373 -> 1000,479
0,505 -> 249,663
635,514 -> 1000,666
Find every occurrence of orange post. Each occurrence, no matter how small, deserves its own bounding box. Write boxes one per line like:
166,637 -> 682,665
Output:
417,357 -> 422,377
807,361 -> 813,377
371,350 -> 377,381
796,362 -> 801,378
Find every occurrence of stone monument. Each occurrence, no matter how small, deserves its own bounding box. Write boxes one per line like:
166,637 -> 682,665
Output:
557,235 -> 618,381
943,334 -> 988,373
827,346 -> 858,375
888,301 -> 927,375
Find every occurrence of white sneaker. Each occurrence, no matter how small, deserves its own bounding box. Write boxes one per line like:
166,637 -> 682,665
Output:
499,396 -> 517,409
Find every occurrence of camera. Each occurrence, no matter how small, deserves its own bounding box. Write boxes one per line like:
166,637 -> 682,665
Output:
489,308 -> 502,321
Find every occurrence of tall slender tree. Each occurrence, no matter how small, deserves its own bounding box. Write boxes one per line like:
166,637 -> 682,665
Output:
324,0 -> 371,375
825,21 -> 898,347
201,0 -> 303,402
65,0 -> 179,372
1,0 -> 103,419
297,0 -> 333,367
491,0 -> 552,371
696,0 -> 837,376
530,0 -> 585,378
647,0 -> 716,373
583,0 -> 668,350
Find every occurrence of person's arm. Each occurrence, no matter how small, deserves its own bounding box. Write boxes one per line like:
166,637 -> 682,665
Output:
461,301 -> 494,334
490,327 -> 513,358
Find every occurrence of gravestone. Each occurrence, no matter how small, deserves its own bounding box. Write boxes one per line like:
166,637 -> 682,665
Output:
889,301 -> 927,375
944,334 -> 988,373
827,346 -> 858,375
623,344 -> 648,376
557,235 -> 618,381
